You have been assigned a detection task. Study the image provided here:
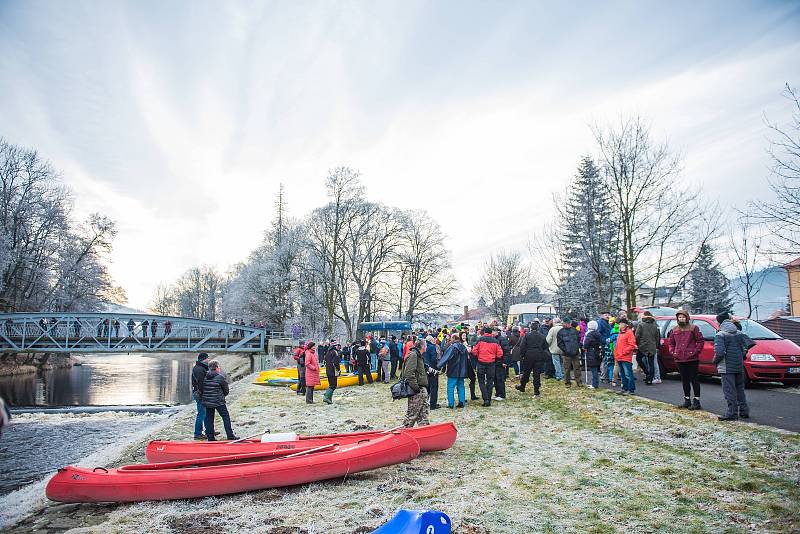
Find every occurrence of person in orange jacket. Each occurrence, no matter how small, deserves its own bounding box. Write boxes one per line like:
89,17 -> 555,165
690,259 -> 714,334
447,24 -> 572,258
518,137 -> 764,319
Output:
614,318 -> 638,395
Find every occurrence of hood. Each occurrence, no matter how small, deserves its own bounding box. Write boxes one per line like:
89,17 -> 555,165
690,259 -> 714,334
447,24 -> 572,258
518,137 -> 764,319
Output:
719,320 -> 738,335
675,310 -> 690,321
205,369 -> 220,380
642,316 -> 655,324
194,361 -> 208,370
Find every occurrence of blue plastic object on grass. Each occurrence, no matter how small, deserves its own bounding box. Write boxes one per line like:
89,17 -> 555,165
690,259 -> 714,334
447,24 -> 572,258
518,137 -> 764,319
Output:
372,509 -> 451,534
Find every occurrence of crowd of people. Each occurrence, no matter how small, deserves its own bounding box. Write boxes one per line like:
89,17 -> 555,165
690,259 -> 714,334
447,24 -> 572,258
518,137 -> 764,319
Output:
188,308 -> 755,439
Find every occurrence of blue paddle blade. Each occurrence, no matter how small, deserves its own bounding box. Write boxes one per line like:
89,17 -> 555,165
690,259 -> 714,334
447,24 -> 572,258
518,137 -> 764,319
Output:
372,509 -> 451,534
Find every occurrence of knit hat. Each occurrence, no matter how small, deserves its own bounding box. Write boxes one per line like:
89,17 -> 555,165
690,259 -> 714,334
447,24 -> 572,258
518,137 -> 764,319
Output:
197,353 -> 209,362
587,320 -> 598,331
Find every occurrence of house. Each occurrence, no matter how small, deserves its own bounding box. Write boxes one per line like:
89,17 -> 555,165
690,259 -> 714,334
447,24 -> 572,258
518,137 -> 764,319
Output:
785,258 -> 800,316
760,316 -> 800,347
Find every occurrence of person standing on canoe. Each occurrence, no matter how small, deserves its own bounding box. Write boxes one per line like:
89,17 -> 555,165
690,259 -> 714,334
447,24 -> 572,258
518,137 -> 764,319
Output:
304,342 -> 321,404
323,343 -> 342,404
402,339 -> 430,427
202,360 -> 238,441
292,341 -> 306,396
192,353 -> 211,440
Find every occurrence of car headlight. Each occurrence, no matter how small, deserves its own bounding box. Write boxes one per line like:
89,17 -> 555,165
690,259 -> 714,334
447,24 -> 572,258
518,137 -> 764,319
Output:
749,354 -> 776,362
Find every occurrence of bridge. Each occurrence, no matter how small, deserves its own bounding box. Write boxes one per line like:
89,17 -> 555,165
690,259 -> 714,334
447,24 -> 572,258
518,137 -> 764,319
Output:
0,313 -> 285,354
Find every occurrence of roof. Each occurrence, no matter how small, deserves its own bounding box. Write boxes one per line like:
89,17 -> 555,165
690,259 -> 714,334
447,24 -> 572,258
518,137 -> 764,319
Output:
783,257 -> 800,268
761,317 -> 800,346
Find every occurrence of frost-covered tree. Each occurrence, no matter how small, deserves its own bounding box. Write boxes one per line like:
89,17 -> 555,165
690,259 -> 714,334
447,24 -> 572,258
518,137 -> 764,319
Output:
688,244 -> 733,314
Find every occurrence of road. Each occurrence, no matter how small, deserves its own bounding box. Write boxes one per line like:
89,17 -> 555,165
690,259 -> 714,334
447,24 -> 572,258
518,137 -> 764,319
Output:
594,369 -> 800,433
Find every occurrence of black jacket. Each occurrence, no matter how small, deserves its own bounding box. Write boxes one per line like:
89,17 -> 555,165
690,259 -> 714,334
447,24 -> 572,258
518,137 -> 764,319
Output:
583,330 -> 604,368
556,327 -> 581,357
496,334 -> 512,364
191,361 -> 209,394
355,346 -> 370,364
202,370 -> 229,408
325,348 -> 342,379
437,341 -> 468,378
519,331 -> 549,362
389,341 -> 400,359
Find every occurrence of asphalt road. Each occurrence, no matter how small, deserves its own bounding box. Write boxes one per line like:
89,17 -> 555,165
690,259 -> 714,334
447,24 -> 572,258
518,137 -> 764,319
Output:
594,370 -> 800,433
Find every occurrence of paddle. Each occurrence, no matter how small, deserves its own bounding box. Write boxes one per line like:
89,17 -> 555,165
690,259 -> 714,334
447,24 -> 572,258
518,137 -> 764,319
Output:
228,426 -> 270,445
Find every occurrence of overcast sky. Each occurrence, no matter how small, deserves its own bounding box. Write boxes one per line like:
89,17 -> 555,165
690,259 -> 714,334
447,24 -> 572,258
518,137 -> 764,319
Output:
1,0 -> 798,310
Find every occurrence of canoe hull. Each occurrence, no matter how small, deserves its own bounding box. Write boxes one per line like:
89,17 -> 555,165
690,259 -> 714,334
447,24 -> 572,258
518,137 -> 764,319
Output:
46,433 -> 420,503
145,422 -> 457,463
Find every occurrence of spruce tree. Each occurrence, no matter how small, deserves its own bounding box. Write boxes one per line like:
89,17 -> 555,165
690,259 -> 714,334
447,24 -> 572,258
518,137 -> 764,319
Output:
556,156 -> 620,315
688,244 -> 733,314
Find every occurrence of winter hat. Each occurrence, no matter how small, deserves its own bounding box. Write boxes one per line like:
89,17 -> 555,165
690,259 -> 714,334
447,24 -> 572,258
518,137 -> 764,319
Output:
197,353 -> 209,362
715,312 -> 731,325
642,311 -> 654,318
587,320 -> 598,331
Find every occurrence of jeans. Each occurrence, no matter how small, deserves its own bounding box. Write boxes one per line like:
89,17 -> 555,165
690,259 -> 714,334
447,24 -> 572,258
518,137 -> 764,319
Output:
721,373 -> 748,417
370,353 -> 378,372
590,367 -> 599,388
653,356 -> 661,381
428,370 -> 439,408
193,390 -> 206,438
205,404 -> 235,440
476,361 -> 496,402
357,362 -> 373,385
551,353 -> 564,380
296,364 -> 306,394
447,377 -> 465,407
643,354 -> 656,383
618,361 -> 635,393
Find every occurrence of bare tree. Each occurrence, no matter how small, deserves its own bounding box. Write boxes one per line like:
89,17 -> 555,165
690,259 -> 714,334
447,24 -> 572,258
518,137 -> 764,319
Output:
397,213 -> 457,322
475,250 -> 530,323
751,84 -> 800,256
728,221 -> 769,318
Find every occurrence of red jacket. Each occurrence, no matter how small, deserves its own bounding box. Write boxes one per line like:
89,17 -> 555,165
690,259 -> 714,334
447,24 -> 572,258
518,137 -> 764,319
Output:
668,326 -> 704,363
614,328 -> 637,363
471,336 -> 503,364
292,347 -> 304,362
304,348 -> 320,386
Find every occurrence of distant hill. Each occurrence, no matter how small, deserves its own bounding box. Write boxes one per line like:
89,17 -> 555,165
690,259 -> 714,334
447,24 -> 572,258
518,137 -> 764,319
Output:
100,303 -> 147,315
729,266 -> 788,320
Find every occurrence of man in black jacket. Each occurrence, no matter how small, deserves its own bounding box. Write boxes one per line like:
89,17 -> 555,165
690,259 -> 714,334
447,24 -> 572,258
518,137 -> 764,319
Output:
389,335 -> 401,379
191,353 -> 210,440
557,321 -> 583,387
515,328 -> 549,397
493,328 -> 511,401
355,340 -> 373,385
202,360 -> 237,441
323,344 -> 342,404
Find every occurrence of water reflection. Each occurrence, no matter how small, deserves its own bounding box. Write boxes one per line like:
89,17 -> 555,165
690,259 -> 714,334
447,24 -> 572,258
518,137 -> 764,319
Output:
0,353 -> 195,407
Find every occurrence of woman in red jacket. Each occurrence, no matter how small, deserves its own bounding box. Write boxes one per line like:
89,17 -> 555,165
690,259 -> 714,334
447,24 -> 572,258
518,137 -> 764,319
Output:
667,310 -> 704,410
304,342 -> 321,404
613,319 -> 637,395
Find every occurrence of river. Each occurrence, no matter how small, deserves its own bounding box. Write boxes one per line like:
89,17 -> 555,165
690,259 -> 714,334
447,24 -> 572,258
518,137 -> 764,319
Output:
0,353 -> 198,497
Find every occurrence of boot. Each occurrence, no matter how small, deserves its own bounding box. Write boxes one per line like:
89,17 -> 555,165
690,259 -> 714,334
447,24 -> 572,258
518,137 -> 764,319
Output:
514,384 -> 525,392
679,397 -> 691,409
470,384 -> 479,401
688,397 -> 702,410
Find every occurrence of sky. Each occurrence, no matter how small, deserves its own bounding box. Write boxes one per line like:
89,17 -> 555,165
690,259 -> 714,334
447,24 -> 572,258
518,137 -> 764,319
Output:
1,0 -> 798,310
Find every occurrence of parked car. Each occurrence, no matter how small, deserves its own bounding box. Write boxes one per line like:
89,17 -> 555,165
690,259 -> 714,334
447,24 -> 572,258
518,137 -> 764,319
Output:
631,306 -> 678,317
655,314 -> 800,386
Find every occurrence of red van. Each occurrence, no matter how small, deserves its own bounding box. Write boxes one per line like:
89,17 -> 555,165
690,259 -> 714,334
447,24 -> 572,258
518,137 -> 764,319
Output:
656,315 -> 800,386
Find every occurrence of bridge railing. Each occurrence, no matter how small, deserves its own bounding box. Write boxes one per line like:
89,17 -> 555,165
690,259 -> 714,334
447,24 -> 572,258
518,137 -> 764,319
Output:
0,313 -> 266,353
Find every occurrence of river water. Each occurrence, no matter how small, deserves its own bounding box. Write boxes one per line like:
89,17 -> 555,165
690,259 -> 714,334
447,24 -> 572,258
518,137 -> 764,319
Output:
0,353 -> 197,497
0,353 -> 196,407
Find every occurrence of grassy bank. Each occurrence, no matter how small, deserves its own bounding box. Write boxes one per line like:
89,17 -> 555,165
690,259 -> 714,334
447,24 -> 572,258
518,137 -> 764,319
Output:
10,373 -> 800,533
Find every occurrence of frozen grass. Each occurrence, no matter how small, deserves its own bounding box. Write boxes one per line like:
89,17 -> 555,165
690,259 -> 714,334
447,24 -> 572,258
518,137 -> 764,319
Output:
37,375 -> 800,533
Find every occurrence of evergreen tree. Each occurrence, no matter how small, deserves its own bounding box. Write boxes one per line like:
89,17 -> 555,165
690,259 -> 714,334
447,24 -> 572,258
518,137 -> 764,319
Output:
556,156 -> 620,315
688,244 -> 733,314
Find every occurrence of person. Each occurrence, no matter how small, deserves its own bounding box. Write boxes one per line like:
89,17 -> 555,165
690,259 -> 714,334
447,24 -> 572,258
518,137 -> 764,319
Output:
614,318 -> 637,395
493,328 -> 511,401
462,331 -> 479,401
292,341 -> 306,395
369,336 -> 379,373
714,313 -> 753,421
509,327 -> 522,377
557,318 -> 582,387
437,333 -> 468,408
402,339 -> 430,427
635,311 -> 661,385
151,320 -> 159,338
304,342 -> 320,403
389,335 -> 401,379
667,310 -> 704,410
126,318 -> 135,337
112,319 -> 120,337
323,343 -> 342,404
583,321 -> 604,389
607,319 -> 620,386
472,327 -> 503,406
378,338 -> 391,383
423,335 -> 441,409
191,353 -> 210,440
164,320 -> 172,336
515,323 -> 549,397
202,360 -> 237,440
141,319 -> 149,338
545,318 -> 565,380
355,340 -> 373,385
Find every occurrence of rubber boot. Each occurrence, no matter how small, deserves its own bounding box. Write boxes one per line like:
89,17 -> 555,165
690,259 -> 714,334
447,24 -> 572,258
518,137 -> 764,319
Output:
680,397 -> 691,409
323,388 -> 333,404
688,397 -> 702,410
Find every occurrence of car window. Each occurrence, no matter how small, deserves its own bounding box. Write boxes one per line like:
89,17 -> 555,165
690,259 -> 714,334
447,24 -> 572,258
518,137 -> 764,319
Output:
691,320 -> 717,341
738,319 -> 781,340
656,320 -> 671,336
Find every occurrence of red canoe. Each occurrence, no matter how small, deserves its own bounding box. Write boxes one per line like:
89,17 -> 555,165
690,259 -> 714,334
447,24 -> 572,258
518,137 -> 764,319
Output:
146,422 -> 457,463
46,432 -> 420,503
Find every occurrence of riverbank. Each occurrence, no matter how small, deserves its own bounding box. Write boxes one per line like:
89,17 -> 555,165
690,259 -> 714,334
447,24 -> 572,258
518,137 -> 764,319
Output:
0,353 -> 77,377
4,372 -> 800,533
